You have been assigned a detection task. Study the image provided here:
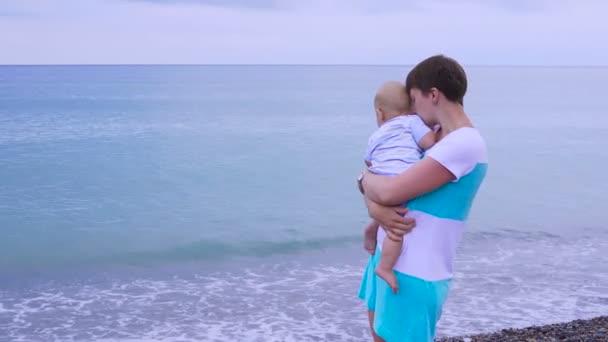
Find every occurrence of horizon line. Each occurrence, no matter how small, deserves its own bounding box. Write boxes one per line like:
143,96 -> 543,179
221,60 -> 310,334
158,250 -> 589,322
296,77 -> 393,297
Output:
1,63 -> 608,68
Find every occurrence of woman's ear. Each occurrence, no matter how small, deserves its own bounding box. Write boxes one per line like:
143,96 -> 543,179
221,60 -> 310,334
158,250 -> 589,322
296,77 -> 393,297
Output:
430,87 -> 440,105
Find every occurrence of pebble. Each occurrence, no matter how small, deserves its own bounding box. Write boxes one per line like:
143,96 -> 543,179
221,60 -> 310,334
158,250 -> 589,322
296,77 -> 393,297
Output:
436,316 -> 608,342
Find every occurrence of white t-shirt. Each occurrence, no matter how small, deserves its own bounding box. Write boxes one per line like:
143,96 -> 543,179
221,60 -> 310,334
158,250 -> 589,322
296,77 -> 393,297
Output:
376,127 -> 488,281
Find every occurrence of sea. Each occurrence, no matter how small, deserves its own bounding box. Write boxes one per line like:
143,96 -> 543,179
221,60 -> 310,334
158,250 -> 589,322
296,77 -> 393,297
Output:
0,65 -> 607,341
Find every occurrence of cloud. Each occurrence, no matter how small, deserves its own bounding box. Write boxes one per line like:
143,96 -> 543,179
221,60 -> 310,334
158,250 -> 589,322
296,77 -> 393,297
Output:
126,0 -> 424,13
0,9 -> 34,17
0,11 -> 21,16
122,0 -> 575,13
129,0 -> 277,10
0,0 -> 606,65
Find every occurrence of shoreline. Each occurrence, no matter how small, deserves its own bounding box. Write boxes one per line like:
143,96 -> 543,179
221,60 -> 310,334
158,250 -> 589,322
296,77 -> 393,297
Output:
438,316 -> 607,341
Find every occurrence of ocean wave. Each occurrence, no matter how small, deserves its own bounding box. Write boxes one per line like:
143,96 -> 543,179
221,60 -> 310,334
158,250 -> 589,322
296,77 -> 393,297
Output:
0,235 -> 363,274
2,228 -> 606,273
0,230 -> 606,341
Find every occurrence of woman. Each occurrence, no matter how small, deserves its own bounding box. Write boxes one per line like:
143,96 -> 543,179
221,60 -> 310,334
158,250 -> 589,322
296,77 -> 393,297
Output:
358,55 -> 488,342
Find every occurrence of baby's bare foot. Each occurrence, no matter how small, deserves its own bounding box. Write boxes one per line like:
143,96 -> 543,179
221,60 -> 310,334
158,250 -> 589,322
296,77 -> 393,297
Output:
376,267 -> 399,294
364,229 -> 377,254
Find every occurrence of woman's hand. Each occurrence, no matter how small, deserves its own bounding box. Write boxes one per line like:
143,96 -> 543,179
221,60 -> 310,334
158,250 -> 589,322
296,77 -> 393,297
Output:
365,198 -> 416,240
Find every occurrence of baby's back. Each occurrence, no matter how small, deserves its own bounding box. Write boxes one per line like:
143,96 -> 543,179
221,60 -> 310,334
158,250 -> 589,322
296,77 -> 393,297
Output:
365,115 -> 427,176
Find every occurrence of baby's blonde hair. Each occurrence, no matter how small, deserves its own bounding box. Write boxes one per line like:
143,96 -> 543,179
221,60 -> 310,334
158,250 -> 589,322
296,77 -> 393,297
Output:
374,81 -> 411,116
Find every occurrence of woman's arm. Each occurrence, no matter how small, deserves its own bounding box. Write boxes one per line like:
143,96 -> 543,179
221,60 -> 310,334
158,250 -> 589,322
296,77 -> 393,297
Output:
362,156 -> 455,206
364,196 -> 415,239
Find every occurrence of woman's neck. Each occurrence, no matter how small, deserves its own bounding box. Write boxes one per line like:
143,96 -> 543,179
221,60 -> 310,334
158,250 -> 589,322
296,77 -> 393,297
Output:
436,102 -> 473,135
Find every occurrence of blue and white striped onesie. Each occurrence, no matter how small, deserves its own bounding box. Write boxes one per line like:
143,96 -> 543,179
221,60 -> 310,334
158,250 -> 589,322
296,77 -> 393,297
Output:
365,115 -> 431,176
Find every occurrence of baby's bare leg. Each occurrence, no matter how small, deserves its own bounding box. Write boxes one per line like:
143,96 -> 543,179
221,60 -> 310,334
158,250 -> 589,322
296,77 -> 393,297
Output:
364,220 -> 380,254
375,237 -> 402,293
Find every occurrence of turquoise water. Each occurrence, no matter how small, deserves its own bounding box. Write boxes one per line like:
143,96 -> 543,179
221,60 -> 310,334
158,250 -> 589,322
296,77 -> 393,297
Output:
0,66 -> 607,341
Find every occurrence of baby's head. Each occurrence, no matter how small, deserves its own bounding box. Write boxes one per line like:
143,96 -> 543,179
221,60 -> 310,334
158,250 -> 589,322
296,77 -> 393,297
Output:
374,81 -> 412,126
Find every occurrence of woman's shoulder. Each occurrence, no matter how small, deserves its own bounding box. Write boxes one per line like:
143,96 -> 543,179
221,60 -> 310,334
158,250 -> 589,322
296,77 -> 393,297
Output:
426,127 -> 488,179
437,127 -> 486,156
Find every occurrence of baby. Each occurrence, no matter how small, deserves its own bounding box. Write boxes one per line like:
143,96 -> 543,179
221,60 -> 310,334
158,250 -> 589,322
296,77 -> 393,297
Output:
362,81 -> 435,293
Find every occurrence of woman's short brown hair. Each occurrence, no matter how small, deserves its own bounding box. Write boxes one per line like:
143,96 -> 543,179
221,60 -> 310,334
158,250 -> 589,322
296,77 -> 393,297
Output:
406,55 -> 467,105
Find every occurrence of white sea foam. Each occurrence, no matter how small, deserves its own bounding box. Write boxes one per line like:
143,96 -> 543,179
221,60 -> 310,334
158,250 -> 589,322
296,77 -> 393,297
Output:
0,231 -> 606,341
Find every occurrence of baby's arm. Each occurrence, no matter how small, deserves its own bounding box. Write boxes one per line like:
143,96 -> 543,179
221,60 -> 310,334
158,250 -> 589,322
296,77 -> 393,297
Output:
417,131 -> 436,151
410,115 -> 436,151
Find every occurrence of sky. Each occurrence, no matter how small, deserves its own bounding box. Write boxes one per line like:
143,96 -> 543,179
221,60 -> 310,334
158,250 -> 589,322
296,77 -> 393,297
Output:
0,0 -> 606,65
